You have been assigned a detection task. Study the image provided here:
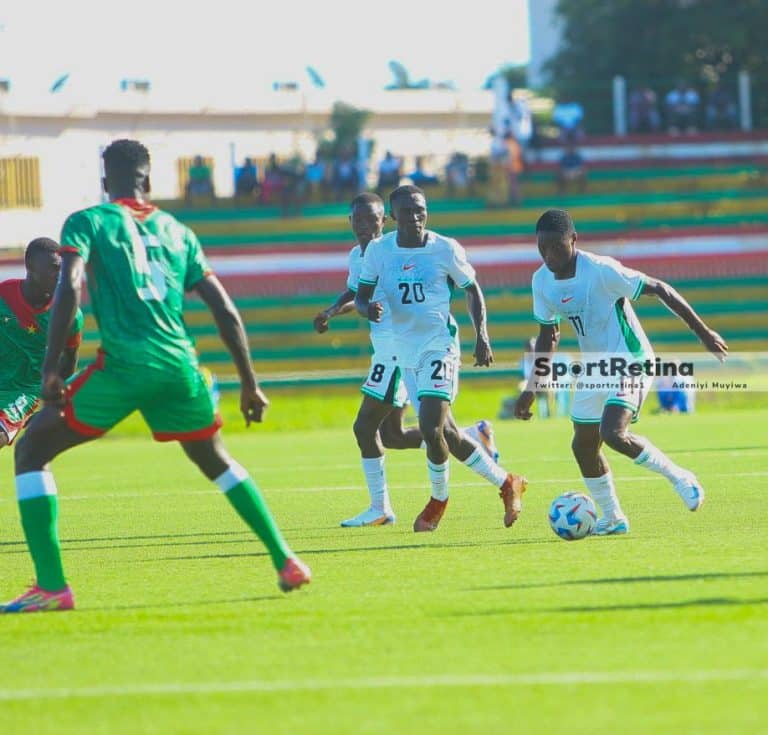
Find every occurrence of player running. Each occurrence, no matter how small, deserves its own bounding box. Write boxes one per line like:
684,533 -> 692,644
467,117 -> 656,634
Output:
0,238 -> 83,449
355,185 -> 527,532
515,209 -> 728,534
313,193 -> 499,527
2,139 -> 310,613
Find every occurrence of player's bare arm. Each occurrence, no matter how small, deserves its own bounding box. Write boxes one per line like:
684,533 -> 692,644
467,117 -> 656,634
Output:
515,322 -> 560,420
58,346 -> 79,381
641,278 -> 728,361
194,274 -> 268,425
465,282 -> 493,367
354,282 -> 383,322
41,252 -> 85,406
313,288 -> 356,333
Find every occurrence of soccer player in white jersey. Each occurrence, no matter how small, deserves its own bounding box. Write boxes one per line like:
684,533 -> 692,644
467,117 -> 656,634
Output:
314,193 -> 499,527
355,185 -> 527,532
516,209 -> 728,534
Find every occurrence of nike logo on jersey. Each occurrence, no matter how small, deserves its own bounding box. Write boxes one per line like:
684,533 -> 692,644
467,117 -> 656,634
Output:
561,296 -> 575,303
402,264 -> 416,271
433,383 -> 448,388
365,382 -> 379,388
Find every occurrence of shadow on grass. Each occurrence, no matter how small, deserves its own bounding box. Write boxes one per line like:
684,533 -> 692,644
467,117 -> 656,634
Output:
79,595 -> 282,612
447,597 -> 768,617
667,445 -> 767,454
470,570 -> 768,592
141,537 -> 558,563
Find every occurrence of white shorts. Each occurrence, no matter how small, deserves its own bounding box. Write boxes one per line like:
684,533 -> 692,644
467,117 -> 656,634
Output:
571,375 -> 653,424
360,354 -> 408,408
407,348 -> 461,405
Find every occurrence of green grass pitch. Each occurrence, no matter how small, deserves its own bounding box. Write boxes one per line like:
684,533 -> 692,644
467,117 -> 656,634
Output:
0,386 -> 766,734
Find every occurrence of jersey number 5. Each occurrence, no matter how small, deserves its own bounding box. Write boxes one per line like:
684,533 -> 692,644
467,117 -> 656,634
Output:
399,282 -> 425,304
132,232 -> 168,302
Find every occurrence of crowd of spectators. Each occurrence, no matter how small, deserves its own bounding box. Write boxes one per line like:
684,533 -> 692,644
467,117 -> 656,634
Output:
185,79 -> 741,212
629,81 -> 738,135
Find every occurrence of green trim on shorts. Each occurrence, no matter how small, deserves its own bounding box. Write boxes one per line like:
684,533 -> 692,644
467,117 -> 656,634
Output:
534,314 -> 561,325
605,398 -> 639,412
360,385 -> 396,406
571,416 -> 602,424
358,278 -> 377,286
417,390 -> 452,402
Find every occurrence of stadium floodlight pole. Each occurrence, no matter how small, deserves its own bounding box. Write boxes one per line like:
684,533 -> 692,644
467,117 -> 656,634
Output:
738,70 -> 752,132
613,75 -> 627,137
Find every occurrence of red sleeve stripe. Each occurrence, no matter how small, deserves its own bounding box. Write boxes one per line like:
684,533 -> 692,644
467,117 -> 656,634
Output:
59,246 -> 80,254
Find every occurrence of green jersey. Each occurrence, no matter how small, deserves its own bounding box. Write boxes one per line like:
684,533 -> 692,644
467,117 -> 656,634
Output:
0,279 -> 83,394
60,198 -> 212,370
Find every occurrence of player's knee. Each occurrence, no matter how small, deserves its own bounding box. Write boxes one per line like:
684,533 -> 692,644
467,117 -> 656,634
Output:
378,421 -> 404,449
571,434 -> 598,462
599,425 -> 630,452
353,414 -> 376,447
418,420 -> 443,448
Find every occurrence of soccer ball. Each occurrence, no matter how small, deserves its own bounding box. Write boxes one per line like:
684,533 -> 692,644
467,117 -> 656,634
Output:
548,492 -> 598,540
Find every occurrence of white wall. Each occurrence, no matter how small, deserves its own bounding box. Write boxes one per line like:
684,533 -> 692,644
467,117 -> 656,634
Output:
0,93 -> 493,248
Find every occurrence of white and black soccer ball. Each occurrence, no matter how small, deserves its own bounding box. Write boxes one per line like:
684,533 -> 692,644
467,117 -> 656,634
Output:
548,492 -> 598,540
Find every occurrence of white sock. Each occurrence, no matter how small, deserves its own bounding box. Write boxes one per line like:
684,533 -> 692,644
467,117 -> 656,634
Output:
361,456 -> 391,512
634,441 -> 688,484
427,459 -> 450,501
583,472 -> 624,520
463,448 -> 507,488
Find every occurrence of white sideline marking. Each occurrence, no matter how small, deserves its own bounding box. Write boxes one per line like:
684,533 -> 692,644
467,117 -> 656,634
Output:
0,471 -> 766,504
0,669 -> 765,701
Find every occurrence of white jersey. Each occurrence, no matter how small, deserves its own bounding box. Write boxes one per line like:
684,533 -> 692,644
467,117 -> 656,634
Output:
347,242 -> 396,357
532,250 -> 653,358
359,230 -> 475,367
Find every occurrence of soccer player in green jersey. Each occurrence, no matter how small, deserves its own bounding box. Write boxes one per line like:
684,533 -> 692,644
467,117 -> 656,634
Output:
0,238 -> 82,448
2,139 -> 310,613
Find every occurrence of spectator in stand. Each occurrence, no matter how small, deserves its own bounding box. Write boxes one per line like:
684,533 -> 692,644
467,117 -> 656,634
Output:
445,153 -> 470,198
332,149 -> 358,202
706,83 -> 738,131
280,153 -> 305,217
665,81 -> 700,135
186,155 -> 214,201
504,132 -> 523,205
557,144 -> 587,195
234,157 -> 259,202
628,87 -> 661,133
488,130 -> 510,207
552,99 -> 585,143
260,154 -> 284,205
304,156 -> 328,202
377,151 -> 401,190
408,156 -> 439,187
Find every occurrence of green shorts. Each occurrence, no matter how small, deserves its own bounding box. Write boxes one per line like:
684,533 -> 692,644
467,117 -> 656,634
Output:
65,352 -> 221,441
0,390 -> 40,443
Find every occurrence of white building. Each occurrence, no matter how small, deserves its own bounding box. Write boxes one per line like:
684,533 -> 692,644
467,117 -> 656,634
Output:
0,89 -> 494,248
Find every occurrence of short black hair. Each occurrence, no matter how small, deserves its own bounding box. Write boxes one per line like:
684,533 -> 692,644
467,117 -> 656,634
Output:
350,192 -> 384,211
25,237 -> 60,268
102,139 -> 150,178
389,184 -> 425,209
535,209 -> 575,235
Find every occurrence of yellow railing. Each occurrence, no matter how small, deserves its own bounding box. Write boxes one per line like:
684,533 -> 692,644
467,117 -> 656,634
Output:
0,157 -> 42,209
177,156 -> 215,198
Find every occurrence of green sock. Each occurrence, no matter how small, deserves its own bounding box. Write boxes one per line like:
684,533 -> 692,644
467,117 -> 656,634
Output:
19,496 -> 67,591
223,477 -> 292,570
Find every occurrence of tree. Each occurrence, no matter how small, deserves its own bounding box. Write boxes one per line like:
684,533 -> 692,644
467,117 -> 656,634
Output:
545,0 -> 768,132
484,65 -> 529,91
316,102 -> 371,160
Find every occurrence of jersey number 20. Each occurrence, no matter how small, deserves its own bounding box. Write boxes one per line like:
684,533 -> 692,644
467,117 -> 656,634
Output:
399,282 -> 425,304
